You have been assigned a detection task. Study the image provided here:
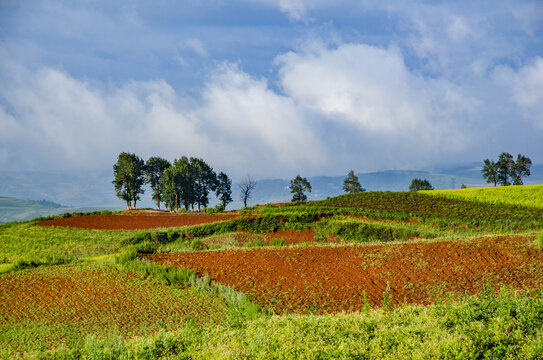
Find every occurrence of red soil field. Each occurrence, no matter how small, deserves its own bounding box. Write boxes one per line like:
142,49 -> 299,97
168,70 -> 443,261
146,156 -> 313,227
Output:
0,264 -> 226,351
36,213 -> 241,230
146,235 -> 543,314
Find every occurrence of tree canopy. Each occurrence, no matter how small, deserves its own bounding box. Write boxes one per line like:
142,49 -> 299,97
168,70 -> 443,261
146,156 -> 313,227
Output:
482,152 -> 532,186
144,156 -> 171,210
114,152 -> 231,212
343,170 -> 365,194
481,159 -> 498,186
290,175 -> 312,202
409,178 -> 434,192
113,152 -> 145,209
216,172 -> 233,210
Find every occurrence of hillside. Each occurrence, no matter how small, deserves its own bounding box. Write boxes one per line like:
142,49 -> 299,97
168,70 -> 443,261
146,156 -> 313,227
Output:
0,196 -> 111,224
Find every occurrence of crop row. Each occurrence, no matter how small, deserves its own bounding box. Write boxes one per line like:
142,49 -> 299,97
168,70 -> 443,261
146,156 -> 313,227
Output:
307,192 -> 543,224
0,264 -> 226,353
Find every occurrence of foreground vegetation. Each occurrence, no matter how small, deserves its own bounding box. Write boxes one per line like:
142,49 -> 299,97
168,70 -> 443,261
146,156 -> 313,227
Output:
7,287 -> 543,359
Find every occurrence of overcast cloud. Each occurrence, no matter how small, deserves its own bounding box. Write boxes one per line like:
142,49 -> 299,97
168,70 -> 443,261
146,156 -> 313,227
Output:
0,0 -> 542,179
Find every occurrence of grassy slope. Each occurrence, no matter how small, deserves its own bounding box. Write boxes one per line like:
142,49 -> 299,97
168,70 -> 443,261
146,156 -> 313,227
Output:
0,221 -> 133,263
424,184 -> 543,209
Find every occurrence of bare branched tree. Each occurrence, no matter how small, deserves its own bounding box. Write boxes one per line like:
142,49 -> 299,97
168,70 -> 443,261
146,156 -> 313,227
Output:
238,175 -> 257,207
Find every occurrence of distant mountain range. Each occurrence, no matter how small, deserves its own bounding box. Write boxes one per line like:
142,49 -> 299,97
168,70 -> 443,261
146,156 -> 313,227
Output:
1,163 -> 542,222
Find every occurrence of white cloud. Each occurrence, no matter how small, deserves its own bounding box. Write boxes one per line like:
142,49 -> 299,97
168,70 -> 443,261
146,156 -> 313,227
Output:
1,36 -> 542,178
0,59 -> 327,177
275,42 -> 468,153
185,39 -> 208,57
494,57 -> 543,128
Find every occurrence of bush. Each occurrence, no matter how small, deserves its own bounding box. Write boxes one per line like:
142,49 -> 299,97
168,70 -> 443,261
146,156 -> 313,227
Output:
538,232 -> 543,250
315,218 -> 432,243
245,240 -> 264,248
190,239 -> 204,251
269,238 -> 285,247
202,204 -> 225,213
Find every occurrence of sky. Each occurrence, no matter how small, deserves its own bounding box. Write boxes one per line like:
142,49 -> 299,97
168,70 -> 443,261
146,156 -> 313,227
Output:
1,0 -> 542,180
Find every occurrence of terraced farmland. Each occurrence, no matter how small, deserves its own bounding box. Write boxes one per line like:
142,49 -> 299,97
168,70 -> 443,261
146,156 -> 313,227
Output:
309,191 -> 543,223
146,235 -> 543,314
2,187 -> 543,358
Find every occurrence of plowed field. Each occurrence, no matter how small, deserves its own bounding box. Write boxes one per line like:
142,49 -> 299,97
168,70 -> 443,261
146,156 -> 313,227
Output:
37,213 -> 241,230
0,264 -> 226,352
146,235 -> 543,314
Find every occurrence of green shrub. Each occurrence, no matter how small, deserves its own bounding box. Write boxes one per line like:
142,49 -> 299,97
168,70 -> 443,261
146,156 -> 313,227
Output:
245,240 -> 264,248
9,256 -> 72,272
202,204 -> 225,213
315,218 -> 434,243
190,239 -> 204,251
538,232 -> 543,250
134,241 -> 159,254
269,238 -> 285,247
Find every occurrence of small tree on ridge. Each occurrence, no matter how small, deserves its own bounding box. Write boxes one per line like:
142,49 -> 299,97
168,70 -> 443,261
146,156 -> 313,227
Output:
290,175 -> 312,202
343,170 -> 365,194
409,178 -> 433,192
239,175 -> 257,208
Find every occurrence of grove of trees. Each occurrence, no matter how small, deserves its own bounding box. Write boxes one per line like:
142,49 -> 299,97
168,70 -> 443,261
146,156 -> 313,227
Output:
113,153 -> 233,211
290,175 -> 312,202
481,153 -> 532,186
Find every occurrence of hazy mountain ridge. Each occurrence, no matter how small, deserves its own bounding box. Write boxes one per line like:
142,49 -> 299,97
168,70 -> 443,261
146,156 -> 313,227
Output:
0,196 -> 111,224
1,163 -> 542,219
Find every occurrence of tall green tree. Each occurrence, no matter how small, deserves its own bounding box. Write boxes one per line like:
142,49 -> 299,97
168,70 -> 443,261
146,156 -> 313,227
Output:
190,157 -> 217,211
497,152 -> 515,186
161,166 -> 181,212
512,154 -> 532,185
112,152 -> 145,209
215,172 -> 233,210
144,157 -> 171,210
343,170 -> 365,194
481,159 -> 499,186
409,178 -> 433,192
289,175 -> 312,202
173,156 -> 197,210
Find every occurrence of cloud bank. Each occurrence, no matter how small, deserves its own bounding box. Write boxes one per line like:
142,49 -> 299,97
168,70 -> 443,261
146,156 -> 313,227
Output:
1,1 -> 542,179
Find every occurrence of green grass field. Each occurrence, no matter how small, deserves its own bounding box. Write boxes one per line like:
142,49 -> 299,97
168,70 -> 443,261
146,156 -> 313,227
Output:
0,221 -> 133,264
424,184 -> 543,209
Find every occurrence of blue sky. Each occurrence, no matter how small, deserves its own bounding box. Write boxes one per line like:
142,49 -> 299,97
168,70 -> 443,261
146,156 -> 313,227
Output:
1,0 -> 542,179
